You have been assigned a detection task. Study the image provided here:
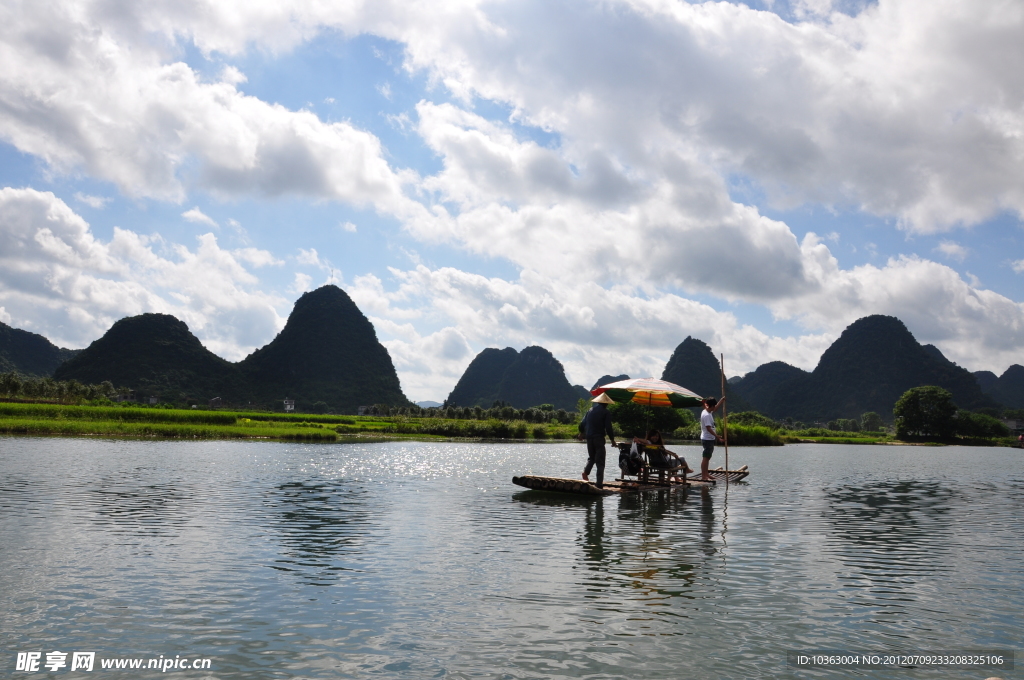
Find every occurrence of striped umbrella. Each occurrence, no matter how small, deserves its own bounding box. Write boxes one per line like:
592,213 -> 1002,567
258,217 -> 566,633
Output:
591,377 -> 704,409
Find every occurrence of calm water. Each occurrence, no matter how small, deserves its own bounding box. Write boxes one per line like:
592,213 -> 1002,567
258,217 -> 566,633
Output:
1,437 -> 1021,679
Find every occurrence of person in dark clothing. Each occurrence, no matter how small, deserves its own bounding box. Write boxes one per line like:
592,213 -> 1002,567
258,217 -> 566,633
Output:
578,392 -> 617,487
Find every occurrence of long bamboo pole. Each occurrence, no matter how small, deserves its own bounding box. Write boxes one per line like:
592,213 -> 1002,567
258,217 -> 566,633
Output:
720,353 -> 729,485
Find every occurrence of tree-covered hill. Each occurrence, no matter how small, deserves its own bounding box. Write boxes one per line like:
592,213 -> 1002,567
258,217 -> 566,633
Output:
239,285 -> 409,412
729,361 -> 811,417
446,345 -> 584,410
52,314 -> 238,399
444,347 -> 519,408
0,321 -> 79,377
984,365 -> 1024,408
661,336 -> 750,409
732,315 -> 997,422
661,337 -> 721,398
51,286 -> 411,412
590,374 -> 629,390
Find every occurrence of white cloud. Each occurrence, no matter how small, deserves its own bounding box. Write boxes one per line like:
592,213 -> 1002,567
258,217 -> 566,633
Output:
291,272 -> 313,294
1012,259 -> 1024,274
220,65 -> 247,85
73,193 -> 110,209
349,264 -> 836,399
295,248 -> 322,266
385,0 -> 1024,233
339,221 -> 357,233
413,102 -> 813,302
769,237 -> 1024,372
8,0 -> 1017,236
935,240 -> 968,262
182,207 -> 218,228
232,248 -> 283,267
0,4 -> 425,220
2,0 -> 1023,399
0,188 -> 285,358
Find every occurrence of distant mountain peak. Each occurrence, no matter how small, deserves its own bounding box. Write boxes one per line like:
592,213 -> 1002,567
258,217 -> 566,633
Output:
0,320 -> 80,378
661,336 -> 720,398
732,314 -> 996,421
591,374 -> 629,391
51,286 -> 410,412
446,345 -> 581,410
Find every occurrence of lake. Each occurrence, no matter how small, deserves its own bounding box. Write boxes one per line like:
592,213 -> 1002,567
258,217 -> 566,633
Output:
1,437 -> 1021,679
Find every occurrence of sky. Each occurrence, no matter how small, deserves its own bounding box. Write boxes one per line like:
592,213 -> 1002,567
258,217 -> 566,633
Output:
1,0 -> 1022,403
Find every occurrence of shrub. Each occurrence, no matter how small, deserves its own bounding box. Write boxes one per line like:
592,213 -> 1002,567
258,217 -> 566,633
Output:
724,424 -> 784,446
729,411 -> 778,429
956,411 -> 1010,438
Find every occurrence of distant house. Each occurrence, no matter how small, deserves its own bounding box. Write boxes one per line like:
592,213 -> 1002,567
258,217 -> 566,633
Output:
148,396 -> 159,405
115,390 -> 136,403
357,405 -> 370,415
1002,419 -> 1022,433
283,399 -> 295,412
209,397 -> 222,408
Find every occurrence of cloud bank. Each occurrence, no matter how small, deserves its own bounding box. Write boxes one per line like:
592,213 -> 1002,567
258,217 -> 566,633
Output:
1,0 -> 1022,400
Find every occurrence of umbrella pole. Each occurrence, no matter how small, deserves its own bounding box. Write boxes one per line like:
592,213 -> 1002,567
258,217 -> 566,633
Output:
720,353 -> 729,485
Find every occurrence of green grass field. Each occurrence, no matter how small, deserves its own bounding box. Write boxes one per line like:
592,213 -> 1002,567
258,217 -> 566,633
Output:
6,402 -> 1006,446
0,402 -> 578,442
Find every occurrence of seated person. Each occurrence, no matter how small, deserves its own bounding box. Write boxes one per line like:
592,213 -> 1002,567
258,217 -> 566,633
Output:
632,429 -> 692,481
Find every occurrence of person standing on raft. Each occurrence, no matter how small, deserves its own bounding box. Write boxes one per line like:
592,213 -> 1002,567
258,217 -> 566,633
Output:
579,392 -> 617,488
700,396 -> 726,481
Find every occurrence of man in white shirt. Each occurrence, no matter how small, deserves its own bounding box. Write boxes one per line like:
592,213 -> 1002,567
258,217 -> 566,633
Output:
700,396 -> 726,481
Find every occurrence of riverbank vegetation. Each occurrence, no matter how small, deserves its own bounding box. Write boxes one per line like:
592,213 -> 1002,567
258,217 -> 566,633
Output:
0,401 -> 580,442
1,381 -> 1018,446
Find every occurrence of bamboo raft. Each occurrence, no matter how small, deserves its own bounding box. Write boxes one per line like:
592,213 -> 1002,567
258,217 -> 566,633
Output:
513,465 -> 749,496
512,475 -> 720,496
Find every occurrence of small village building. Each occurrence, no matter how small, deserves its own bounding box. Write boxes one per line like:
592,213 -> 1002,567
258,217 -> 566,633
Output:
284,399 -> 295,412
209,397 -> 222,408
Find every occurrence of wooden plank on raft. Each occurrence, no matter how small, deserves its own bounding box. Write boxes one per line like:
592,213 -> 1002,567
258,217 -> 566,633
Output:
512,475 -> 718,495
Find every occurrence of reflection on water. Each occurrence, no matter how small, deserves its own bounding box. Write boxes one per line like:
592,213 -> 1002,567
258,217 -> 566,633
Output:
1,439 -> 1021,679
826,480 -> 959,547
263,480 -> 377,586
80,470 -> 197,538
825,480 -> 958,576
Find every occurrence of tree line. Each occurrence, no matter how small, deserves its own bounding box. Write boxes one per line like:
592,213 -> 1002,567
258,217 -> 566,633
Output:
0,373 -> 120,403
364,401 -> 578,424
893,385 -> 1018,440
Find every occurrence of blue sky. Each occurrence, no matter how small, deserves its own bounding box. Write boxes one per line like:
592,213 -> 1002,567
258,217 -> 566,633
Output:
1,0 -> 1022,402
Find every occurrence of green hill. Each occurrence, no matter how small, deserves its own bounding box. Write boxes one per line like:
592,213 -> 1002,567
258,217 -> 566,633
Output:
729,361 -> 811,417
0,321 -> 80,377
661,336 -> 750,410
52,285 -> 410,412
661,337 -> 722,398
590,374 -> 629,391
446,345 -> 584,410
53,314 -> 246,401
445,347 -> 519,408
986,365 -> 1024,408
732,315 -> 997,422
239,285 -> 409,412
